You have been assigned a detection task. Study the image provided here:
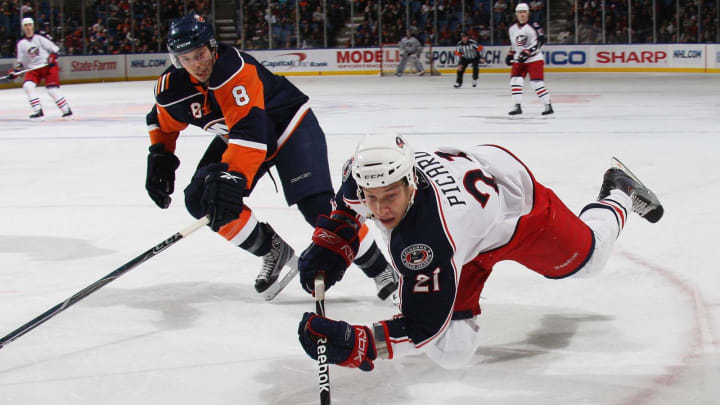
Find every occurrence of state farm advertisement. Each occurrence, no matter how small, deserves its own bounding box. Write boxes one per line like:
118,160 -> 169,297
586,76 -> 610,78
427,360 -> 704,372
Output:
59,55 -> 124,81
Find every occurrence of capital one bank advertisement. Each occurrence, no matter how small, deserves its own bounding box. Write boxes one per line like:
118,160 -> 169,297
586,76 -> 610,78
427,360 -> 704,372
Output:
247,49 -> 333,73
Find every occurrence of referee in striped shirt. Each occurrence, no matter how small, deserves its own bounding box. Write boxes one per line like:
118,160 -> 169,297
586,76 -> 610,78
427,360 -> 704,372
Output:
453,32 -> 485,88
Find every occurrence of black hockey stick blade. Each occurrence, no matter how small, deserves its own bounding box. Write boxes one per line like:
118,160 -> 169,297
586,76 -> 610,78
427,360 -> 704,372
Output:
0,216 -> 209,350
315,273 -> 331,405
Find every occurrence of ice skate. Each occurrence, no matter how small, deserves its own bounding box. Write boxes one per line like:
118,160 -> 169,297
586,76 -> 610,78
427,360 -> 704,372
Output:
542,103 -> 554,116
417,71 -> 425,76
62,109 -> 73,119
598,157 -> 664,223
472,79 -> 478,87
453,83 -> 461,88
508,104 -> 522,116
374,264 -> 399,301
29,110 -> 44,120
255,229 -> 295,296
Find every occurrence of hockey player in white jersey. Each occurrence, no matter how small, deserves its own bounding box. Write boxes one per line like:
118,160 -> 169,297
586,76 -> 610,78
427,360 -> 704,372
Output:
505,2 -> 552,117
7,17 -> 72,120
297,134 -> 663,371
395,32 -> 425,77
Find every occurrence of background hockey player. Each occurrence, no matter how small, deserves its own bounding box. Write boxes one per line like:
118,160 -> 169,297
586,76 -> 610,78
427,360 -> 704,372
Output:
395,31 -> 425,77
297,134 -> 663,371
505,3 -> 553,117
7,17 -> 72,120
145,14 -> 398,300
453,32 -> 485,88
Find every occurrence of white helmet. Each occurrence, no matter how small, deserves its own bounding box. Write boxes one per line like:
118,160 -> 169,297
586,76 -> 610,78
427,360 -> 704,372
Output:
515,3 -> 529,12
22,17 -> 34,26
352,134 -> 415,189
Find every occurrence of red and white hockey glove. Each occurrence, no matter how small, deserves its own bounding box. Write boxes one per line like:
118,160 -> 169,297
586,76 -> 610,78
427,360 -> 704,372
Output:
47,53 -> 58,67
298,312 -> 377,372
298,210 -> 360,294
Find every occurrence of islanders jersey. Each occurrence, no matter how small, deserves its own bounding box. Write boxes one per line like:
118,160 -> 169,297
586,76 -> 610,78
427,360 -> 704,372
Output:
335,145 -> 540,357
146,43 -> 309,188
16,33 -> 58,69
508,21 -> 545,63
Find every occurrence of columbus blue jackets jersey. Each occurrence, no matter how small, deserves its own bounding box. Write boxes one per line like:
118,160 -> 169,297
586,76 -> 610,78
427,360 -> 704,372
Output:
335,145 -> 536,357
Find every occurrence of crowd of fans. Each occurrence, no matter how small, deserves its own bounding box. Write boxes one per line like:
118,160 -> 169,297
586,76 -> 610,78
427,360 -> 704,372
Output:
242,0 -> 348,49
562,0 -> 718,44
1,0 -> 210,57
1,0 -> 717,58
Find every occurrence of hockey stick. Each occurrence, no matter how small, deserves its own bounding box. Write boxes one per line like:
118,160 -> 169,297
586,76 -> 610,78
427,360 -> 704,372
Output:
315,273 -> 331,405
0,64 -> 49,81
0,215 -> 209,350
260,255 -> 299,301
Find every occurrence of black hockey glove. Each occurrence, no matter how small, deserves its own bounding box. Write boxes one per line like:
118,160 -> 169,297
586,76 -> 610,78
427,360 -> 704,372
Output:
517,49 -> 531,63
199,162 -> 248,231
298,211 -> 360,294
298,312 -> 377,371
145,143 -> 180,209
505,51 -> 515,66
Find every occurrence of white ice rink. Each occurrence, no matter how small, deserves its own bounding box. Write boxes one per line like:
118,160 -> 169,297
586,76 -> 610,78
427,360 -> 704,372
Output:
1,73 -> 719,404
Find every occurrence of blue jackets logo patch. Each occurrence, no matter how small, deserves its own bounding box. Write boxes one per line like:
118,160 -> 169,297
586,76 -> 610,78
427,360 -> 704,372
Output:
401,244 -> 433,270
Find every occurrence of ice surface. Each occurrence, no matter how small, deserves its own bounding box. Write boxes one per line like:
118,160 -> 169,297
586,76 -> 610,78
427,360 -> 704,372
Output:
1,73 -> 719,404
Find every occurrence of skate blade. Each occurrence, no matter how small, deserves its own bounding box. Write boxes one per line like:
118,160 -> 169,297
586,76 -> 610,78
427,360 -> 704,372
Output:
261,255 -> 299,301
611,157 -> 647,187
611,157 -> 664,222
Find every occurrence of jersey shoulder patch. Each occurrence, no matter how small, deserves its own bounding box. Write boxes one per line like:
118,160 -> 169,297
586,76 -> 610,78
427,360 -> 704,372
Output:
208,46 -> 246,90
154,67 -> 202,107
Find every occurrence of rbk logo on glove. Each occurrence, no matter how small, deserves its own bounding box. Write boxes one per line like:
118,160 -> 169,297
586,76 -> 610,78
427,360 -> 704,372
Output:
220,172 -> 244,183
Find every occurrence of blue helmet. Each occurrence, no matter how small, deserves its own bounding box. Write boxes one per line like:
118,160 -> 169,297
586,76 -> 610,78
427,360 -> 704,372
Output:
167,14 -> 216,66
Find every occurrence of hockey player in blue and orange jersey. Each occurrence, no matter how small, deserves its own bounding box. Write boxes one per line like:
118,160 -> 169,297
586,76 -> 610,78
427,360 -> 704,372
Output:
297,134 -> 663,371
144,14 -> 398,300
